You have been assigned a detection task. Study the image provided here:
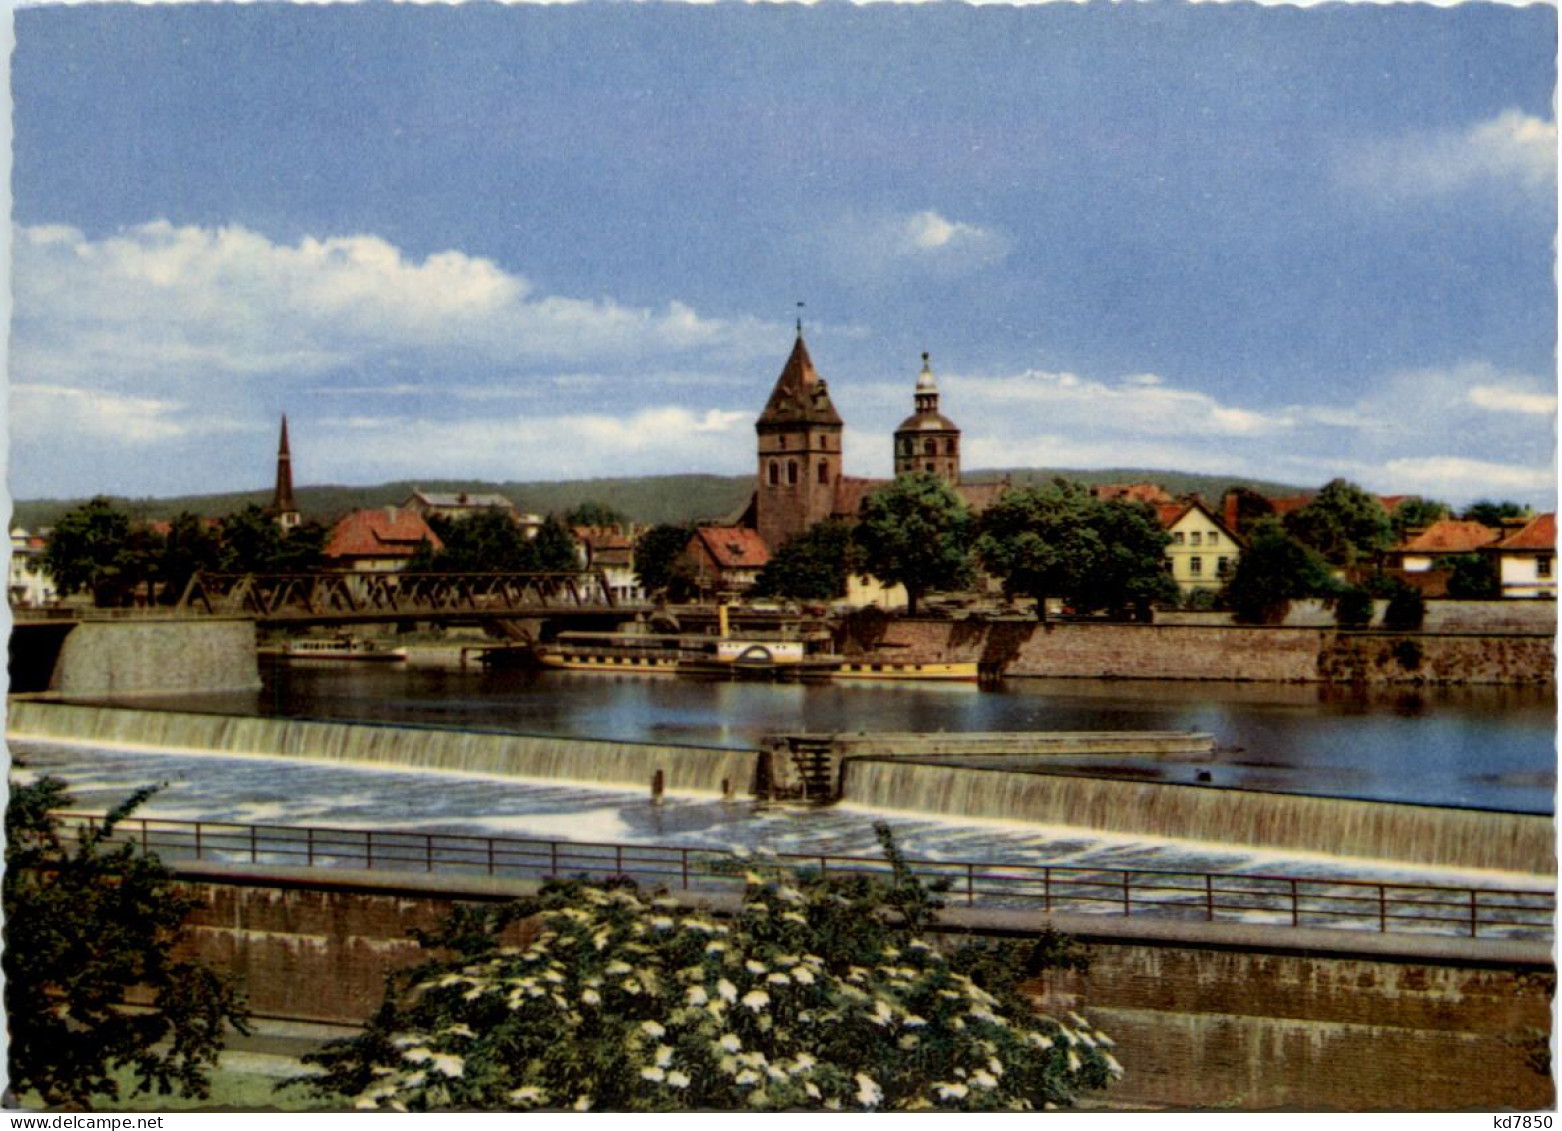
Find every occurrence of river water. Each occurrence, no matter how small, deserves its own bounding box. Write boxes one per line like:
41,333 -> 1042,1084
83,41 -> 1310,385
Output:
113,659 -> 1554,815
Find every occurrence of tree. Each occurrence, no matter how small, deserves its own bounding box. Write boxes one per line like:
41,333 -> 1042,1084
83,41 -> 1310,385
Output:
635,524 -> 696,600
1436,553 -> 1497,600
1284,479 -> 1392,568
1219,487 -> 1275,537
1382,583 -> 1427,631
524,516 -> 582,573
975,480 -> 1176,621
1222,519 -> 1336,625
5,778 -> 250,1108
752,521 -> 857,601
854,473 -> 973,615
218,504 -> 284,574
290,827 -> 1120,1112
565,501 -> 628,529
1332,586 -> 1374,629
154,513 -> 223,603
1389,497 -> 1450,541
1461,500 -> 1532,527
41,496 -> 146,606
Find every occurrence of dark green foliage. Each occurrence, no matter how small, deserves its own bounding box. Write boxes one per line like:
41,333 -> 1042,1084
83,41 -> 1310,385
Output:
1435,553 -> 1498,600
854,473 -> 974,615
565,501 -> 629,528
1222,519 -> 1336,625
289,825 -> 1118,1112
1332,587 -> 1374,629
1383,584 -> 1427,632
635,524 -> 696,599
41,496 -> 146,605
1389,497 -> 1450,540
152,513 -> 222,604
1284,479 -> 1392,568
1219,486 -> 1276,537
752,521 -> 857,601
1461,500 -> 1532,527
975,479 -> 1176,621
415,512 -> 578,574
4,778 -> 250,1108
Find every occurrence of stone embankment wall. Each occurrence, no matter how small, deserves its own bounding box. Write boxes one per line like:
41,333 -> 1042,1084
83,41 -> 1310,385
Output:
48,620 -> 262,696
174,874 -> 1554,1111
858,617 -> 1553,684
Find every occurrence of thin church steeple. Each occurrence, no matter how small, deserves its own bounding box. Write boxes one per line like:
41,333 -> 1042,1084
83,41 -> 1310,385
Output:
272,415 -> 301,530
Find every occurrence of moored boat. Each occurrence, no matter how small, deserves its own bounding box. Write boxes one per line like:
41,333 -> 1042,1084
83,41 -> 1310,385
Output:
267,635 -> 409,663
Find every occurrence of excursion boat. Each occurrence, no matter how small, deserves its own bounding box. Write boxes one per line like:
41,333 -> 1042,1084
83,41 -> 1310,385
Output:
832,658 -> 980,682
268,635 -> 409,663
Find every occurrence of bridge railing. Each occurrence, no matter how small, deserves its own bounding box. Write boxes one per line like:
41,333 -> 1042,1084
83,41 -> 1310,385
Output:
52,811 -> 1554,943
176,570 -> 617,618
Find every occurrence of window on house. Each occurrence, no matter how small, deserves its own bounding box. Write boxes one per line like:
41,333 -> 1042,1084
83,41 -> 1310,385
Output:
818,461 -> 829,484
768,461 -> 779,486
924,439 -> 937,456
945,438 -> 956,456
1539,556 -> 1553,579
778,436 -> 787,450
1173,532 -> 1185,545
1207,532 -> 1218,546
925,463 -> 936,474
787,461 -> 799,485
1190,556 -> 1203,576
1218,557 -> 1232,578
1190,532 -> 1202,547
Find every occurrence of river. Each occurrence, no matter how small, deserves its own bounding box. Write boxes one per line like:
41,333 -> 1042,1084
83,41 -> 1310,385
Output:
106,658 -> 1554,815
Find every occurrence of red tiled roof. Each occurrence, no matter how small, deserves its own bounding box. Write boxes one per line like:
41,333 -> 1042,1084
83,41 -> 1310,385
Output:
1393,520 -> 1500,555
956,481 -> 1010,514
1155,503 -> 1189,529
324,507 -> 443,560
831,476 -> 892,520
1266,494 -> 1313,517
691,526 -> 771,570
1490,513 -> 1555,552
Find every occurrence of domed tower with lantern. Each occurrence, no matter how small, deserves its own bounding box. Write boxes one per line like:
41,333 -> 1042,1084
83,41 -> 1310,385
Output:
893,352 -> 960,485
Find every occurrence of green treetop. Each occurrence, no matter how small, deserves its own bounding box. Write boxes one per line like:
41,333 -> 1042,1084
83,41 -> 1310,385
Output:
1283,479 -> 1392,568
853,473 -> 973,615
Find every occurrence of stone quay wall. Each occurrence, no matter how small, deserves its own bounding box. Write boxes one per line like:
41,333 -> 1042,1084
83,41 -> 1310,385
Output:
172,871 -> 1554,1111
863,617 -> 1553,685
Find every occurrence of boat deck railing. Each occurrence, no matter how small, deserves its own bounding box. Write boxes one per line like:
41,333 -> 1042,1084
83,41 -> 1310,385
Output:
51,812 -> 1554,943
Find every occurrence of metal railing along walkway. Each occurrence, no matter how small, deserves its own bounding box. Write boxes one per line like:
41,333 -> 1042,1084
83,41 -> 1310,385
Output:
53,811 -> 1554,943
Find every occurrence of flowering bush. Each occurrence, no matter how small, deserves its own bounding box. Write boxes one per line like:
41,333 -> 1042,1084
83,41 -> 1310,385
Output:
293,832 -> 1121,1111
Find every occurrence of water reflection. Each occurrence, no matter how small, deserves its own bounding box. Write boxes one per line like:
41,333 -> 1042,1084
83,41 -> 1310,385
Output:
105,662 -> 1555,814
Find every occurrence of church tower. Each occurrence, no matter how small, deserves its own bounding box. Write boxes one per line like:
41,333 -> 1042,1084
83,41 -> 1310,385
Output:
754,328 -> 843,552
894,353 -> 961,484
272,415 -> 302,531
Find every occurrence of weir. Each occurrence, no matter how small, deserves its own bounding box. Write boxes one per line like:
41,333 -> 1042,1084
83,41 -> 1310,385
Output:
6,702 -> 759,798
838,759 -> 1555,876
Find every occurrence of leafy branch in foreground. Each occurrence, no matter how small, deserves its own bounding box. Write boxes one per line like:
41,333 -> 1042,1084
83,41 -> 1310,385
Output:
290,824 -> 1119,1112
4,777 -> 251,1108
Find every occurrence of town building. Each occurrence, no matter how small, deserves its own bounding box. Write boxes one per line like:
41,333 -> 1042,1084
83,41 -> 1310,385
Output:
1482,513 -> 1556,599
271,416 -> 302,531
683,525 -> 771,600
1157,500 -> 1242,592
1385,520 -> 1501,574
323,507 -> 444,572
574,526 -> 644,604
9,528 -> 55,607
752,330 -> 844,553
893,353 -> 960,485
402,490 -> 541,536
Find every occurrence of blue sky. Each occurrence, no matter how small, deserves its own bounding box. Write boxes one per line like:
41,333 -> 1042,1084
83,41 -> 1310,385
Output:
8,2 -> 1556,508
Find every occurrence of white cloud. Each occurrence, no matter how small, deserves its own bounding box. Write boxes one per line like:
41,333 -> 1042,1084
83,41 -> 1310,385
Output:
10,384 -> 192,443
11,221 -> 780,392
1343,109 -> 1557,200
1380,456 -> 1557,500
1468,384 -> 1557,416
814,209 -> 1008,283
306,405 -> 755,484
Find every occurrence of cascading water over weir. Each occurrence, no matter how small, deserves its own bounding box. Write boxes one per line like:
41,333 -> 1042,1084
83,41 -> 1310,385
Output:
7,702 -> 1553,875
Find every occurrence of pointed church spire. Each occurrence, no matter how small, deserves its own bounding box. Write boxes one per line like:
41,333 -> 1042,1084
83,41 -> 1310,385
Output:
272,415 -> 301,529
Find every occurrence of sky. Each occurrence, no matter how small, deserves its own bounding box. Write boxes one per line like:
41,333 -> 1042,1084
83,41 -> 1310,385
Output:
6,2 -> 1557,509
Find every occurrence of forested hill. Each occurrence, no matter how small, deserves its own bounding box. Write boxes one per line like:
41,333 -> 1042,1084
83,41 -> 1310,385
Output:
11,468 -> 1310,531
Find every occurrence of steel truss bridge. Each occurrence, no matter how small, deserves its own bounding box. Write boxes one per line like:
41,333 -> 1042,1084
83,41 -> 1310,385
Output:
173,571 -> 629,625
